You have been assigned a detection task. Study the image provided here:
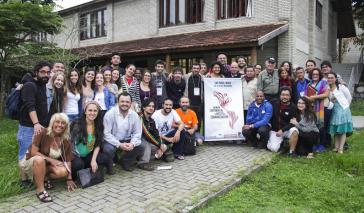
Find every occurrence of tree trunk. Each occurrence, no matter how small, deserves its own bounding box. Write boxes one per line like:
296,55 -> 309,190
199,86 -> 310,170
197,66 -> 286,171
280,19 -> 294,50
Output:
0,66 -> 8,118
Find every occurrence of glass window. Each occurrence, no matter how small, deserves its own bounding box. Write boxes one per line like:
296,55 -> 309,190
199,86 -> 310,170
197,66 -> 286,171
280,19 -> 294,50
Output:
159,0 -> 204,27
217,0 -> 252,20
80,8 -> 107,40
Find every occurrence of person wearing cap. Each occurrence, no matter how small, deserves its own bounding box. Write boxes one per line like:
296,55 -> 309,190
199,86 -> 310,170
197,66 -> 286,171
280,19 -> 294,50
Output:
257,57 -> 279,102
102,92 -> 153,171
108,52 -> 125,76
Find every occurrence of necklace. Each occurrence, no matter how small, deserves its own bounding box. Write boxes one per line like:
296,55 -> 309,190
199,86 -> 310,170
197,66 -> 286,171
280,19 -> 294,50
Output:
86,125 -> 95,151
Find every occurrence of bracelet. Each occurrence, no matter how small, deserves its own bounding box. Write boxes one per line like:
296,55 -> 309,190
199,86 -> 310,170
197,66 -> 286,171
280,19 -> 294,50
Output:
33,122 -> 39,125
66,178 -> 73,181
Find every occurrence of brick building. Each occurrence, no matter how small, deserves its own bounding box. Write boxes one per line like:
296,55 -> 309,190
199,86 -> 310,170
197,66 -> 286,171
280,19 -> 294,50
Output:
52,0 -> 355,73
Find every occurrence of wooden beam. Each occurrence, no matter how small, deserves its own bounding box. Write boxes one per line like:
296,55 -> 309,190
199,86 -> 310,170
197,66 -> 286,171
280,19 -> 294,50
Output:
250,46 -> 257,65
166,54 -> 171,72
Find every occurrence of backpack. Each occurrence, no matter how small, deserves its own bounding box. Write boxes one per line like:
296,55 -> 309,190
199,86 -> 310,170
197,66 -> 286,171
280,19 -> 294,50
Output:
5,82 -> 36,120
183,133 -> 196,155
5,88 -> 21,120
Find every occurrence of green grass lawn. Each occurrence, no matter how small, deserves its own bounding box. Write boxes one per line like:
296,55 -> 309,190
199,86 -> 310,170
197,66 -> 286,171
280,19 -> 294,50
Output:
198,131 -> 364,213
0,118 -> 28,199
351,100 -> 364,116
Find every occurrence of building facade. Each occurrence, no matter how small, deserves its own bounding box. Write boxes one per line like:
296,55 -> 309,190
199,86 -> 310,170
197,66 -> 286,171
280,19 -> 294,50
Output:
52,0 -> 354,72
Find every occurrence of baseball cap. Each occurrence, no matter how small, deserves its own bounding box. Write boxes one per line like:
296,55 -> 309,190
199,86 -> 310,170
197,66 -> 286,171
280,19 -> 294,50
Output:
267,57 -> 276,64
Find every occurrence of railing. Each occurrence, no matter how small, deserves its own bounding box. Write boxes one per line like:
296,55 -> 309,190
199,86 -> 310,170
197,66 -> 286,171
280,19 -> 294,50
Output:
348,48 -> 364,94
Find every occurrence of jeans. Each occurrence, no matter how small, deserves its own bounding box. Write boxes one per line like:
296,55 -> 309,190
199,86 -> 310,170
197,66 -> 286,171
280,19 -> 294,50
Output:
17,125 -> 34,161
71,151 -> 111,180
242,125 -> 270,147
163,129 -> 185,156
297,131 -> 319,155
67,114 -> 79,123
102,142 -> 144,167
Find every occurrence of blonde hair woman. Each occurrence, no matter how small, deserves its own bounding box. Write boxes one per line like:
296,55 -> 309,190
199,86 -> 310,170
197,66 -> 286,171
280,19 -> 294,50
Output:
21,113 -> 76,202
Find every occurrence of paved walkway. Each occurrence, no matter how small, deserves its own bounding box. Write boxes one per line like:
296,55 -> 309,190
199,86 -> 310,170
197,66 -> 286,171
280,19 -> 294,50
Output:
0,144 -> 272,213
353,116 -> 364,130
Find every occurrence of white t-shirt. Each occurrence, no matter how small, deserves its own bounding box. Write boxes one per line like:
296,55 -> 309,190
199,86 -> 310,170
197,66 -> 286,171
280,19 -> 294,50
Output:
152,109 -> 181,135
64,91 -> 80,114
94,91 -> 106,110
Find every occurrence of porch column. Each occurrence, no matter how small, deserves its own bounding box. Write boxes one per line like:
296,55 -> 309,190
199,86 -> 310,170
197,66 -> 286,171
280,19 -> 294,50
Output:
165,54 -> 171,72
250,47 -> 257,65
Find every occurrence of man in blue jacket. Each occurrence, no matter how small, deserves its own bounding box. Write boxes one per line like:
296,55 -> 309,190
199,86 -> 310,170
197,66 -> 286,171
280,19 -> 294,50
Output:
242,91 -> 273,149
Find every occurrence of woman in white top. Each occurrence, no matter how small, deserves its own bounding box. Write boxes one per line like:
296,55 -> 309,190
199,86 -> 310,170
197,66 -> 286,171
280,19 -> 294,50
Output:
327,72 -> 353,154
64,68 -> 82,122
93,72 -> 115,118
81,68 -> 96,110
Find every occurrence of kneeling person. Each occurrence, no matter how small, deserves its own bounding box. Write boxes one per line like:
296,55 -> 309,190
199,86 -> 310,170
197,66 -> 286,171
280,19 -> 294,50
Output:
152,99 -> 186,160
102,92 -> 152,171
140,98 -> 167,163
243,91 -> 273,149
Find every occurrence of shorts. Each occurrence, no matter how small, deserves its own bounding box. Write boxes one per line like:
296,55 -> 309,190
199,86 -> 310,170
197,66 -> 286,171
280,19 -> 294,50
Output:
17,125 -> 34,161
283,127 -> 299,139
19,156 -> 37,180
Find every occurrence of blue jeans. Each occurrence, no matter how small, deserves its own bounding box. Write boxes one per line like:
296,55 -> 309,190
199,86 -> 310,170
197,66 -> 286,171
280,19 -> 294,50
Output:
17,125 -> 34,160
164,129 -> 186,156
67,114 -> 79,123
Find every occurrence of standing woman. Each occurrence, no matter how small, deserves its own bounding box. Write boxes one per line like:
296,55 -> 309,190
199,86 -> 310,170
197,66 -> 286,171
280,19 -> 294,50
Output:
21,113 -> 76,202
304,68 -> 329,151
278,67 -> 296,101
48,72 -> 66,123
139,69 -> 156,102
103,68 -> 118,96
64,69 -> 82,122
71,101 -> 114,177
119,64 -> 141,111
291,97 -> 319,158
280,61 -> 293,78
93,72 -> 115,118
111,69 -> 121,89
206,61 -> 224,78
327,72 -> 353,154
81,68 -> 96,110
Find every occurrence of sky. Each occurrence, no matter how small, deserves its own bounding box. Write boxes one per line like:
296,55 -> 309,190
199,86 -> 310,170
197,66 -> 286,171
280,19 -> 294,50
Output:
54,0 -> 93,11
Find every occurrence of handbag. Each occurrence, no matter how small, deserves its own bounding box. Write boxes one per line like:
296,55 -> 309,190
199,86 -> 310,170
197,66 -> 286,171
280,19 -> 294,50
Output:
77,168 -> 104,188
183,133 -> 196,155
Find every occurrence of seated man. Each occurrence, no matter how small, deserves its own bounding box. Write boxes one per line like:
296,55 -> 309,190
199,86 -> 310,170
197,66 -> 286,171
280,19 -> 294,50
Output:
270,87 -> 299,155
152,98 -> 186,160
176,96 -> 203,147
242,91 -> 273,149
140,98 -> 168,163
102,92 -> 152,171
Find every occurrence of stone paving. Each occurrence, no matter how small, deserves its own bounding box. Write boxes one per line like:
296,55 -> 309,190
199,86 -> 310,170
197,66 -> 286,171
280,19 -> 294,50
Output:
0,144 -> 272,213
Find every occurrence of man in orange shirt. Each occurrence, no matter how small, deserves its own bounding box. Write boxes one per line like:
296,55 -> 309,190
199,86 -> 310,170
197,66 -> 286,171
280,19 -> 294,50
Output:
176,97 -> 203,147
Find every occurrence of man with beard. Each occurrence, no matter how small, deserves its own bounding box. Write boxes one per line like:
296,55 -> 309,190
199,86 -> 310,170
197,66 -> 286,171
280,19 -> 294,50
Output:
257,57 -> 279,102
152,99 -> 186,160
102,92 -> 153,171
108,52 -> 125,76
242,91 -> 272,149
152,60 -> 168,109
184,63 -> 203,131
17,61 -> 52,188
270,87 -> 299,155
237,56 -> 247,75
166,67 -> 186,109
293,67 -> 309,103
176,97 -> 203,147
217,53 -> 231,77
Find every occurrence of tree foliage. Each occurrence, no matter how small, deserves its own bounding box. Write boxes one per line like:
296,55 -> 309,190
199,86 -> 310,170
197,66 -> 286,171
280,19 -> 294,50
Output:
353,0 -> 364,47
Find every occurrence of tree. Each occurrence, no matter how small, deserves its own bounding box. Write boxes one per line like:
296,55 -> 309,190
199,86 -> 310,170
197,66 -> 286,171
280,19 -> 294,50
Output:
0,1 -> 63,117
353,0 -> 364,48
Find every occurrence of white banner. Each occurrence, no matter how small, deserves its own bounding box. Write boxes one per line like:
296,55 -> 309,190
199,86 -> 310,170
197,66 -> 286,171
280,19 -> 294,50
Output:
204,78 -> 245,141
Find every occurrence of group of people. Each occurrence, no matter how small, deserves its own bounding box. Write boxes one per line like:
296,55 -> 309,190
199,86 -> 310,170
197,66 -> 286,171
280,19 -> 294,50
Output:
15,52 -> 353,203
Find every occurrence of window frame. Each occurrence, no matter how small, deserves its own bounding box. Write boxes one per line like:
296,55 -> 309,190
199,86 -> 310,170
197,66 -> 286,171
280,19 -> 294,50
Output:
159,0 -> 204,28
217,0 -> 252,20
315,0 -> 323,29
79,8 -> 107,41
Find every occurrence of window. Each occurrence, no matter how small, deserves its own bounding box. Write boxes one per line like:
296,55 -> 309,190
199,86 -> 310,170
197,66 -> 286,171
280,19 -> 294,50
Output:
159,0 -> 203,27
217,0 -> 252,19
316,0 -> 322,29
80,8 -> 107,40
217,0 -> 252,20
31,32 -> 47,42
170,57 -> 203,73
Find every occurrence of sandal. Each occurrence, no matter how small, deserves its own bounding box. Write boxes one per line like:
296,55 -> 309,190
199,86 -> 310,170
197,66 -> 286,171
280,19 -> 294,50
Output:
155,144 -> 168,159
175,155 -> 185,160
307,153 -> 314,159
36,191 -> 53,203
44,180 -> 54,190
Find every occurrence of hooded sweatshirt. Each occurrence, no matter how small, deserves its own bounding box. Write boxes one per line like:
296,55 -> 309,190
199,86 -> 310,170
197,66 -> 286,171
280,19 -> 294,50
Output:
19,73 -> 48,127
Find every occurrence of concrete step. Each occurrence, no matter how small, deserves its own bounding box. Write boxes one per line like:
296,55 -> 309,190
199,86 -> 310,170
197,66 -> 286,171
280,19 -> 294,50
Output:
352,116 -> 364,130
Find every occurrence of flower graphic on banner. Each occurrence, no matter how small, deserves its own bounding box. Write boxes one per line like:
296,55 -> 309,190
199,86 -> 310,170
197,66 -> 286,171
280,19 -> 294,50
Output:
213,91 -> 238,129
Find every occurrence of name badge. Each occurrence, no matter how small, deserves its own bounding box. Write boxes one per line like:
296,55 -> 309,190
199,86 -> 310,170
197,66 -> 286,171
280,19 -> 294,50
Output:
157,87 -> 162,96
262,110 -> 265,114
194,88 -> 200,96
300,91 -> 304,97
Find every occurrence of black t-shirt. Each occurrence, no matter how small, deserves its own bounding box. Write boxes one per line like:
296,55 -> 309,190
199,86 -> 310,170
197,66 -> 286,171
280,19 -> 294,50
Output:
188,74 -> 202,106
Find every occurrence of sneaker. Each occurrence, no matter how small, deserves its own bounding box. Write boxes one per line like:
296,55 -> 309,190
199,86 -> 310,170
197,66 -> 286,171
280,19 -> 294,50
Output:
20,179 -> 33,188
287,151 -> 297,157
121,164 -> 134,172
106,163 -> 115,175
162,153 -> 175,162
137,163 -> 154,171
